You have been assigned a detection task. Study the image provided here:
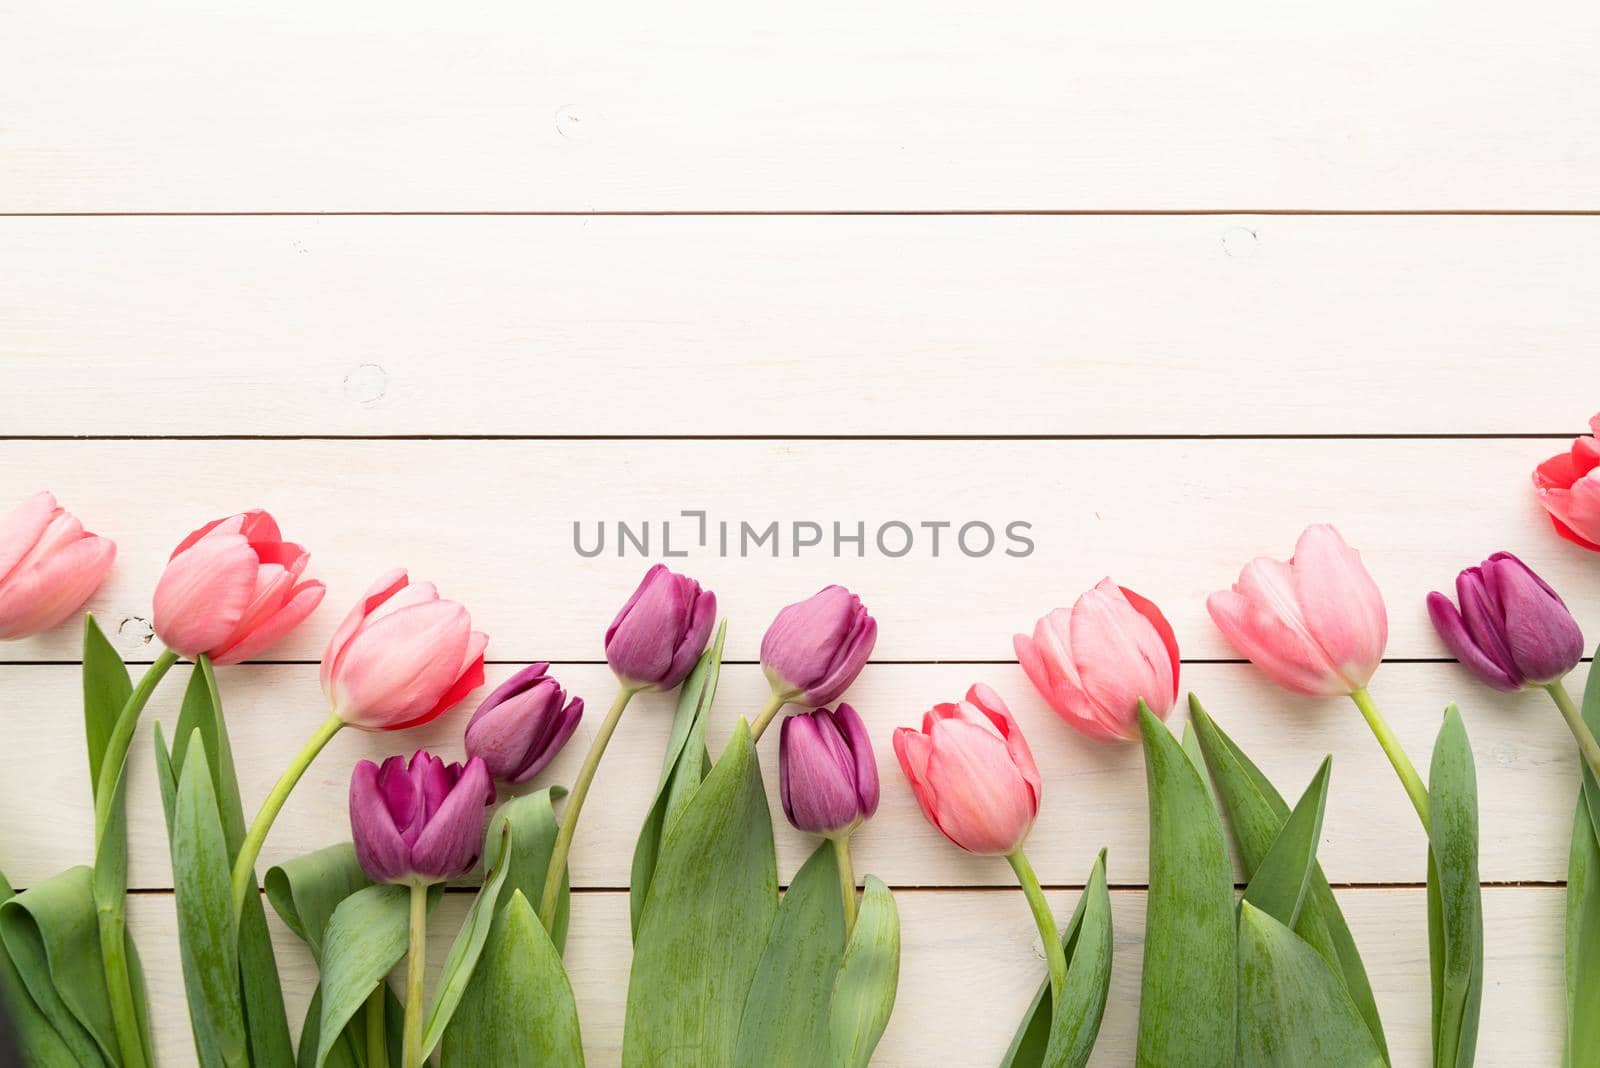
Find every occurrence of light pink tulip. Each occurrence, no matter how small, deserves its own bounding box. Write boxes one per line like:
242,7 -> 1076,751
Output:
1014,579 -> 1179,742
322,569 -> 488,731
152,510 -> 324,664
0,491 -> 116,640
1207,524 -> 1387,696
893,684 -> 1041,856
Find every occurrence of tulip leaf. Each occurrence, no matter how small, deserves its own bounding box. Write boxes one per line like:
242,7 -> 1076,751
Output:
828,874 -> 900,1068
631,622 -> 726,939
1137,702 -> 1235,1067
0,869 -> 107,1066
1241,757 -> 1331,929
81,614 -> 132,805
420,825 -> 513,1058
0,872 -> 78,1068
316,883 -> 431,1068
1190,698 -> 1388,1059
623,718 -> 779,1068
1427,705 -> 1482,1068
1566,787 -> 1600,1068
437,890 -> 584,1067
1237,901 -> 1386,1067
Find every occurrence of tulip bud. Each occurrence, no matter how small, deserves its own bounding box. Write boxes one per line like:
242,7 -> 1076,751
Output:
349,750 -> 495,885
779,703 -> 879,838
605,564 -> 717,691
0,491 -> 116,640
1207,524 -> 1388,697
892,684 -> 1041,856
464,663 -> 584,783
1533,413 -> 1600,551
152,509 -> 324,664
1427,552 -> 1584,692
761,585 -> 877,706
1014,579 -> 1179,742
322,569 -> 487,731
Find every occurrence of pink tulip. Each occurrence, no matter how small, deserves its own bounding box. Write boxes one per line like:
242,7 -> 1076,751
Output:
151,510 -> 324,664
893,684 -> 1041,856
1533,413 -> 1600,551
1207,524 -> 1387,697
322,569 -> 488,731
0,492 -> 116,640
1014,579 -> 1179,742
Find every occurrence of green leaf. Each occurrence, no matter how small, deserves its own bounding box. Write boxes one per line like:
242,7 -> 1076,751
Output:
734,840 -> 846,1065
623,719 -> 779,1068
316,884 -> 419,1068
0,866 -> 118,1065
1241,757 -> 1331,929
1137,703 -> 1235,1067
1237,902 -> 1386,1067
1567,787 -> 1600,1068
438,891 -> 585,1067
266,844 -> 373,963
420,825 -> 514,1058
1190,698 -> 1388,1059
480,787 -> 570,952
81,614 -> 132,804
828,875 -> 900,1068
1427,705 -> 1482,1068
631,623 -> 726,939
0,871 -> 83,1068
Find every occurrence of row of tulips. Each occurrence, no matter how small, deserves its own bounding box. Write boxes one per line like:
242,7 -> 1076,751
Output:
0,414 -> 1596,1067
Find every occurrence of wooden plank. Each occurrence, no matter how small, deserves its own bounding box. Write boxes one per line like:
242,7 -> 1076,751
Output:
1,439 -> 1595,664
4,1 -> 1597,211
0,216 -> 1595,435
120,886 -> 1560,1066
1,661 -> 1588,889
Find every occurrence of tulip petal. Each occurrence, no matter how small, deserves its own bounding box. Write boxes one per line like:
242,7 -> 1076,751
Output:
1426,591 -> 1519,692
411,758 -> 493,881
1207,589 -> 1347,697
1488,555 -> 1585,684
0,491 -> 58,585
321,568 -> 410,693
351,759 -> 414,883
835,703 -> 880,819
1287,525 -> 1387,691
507,696 -> 582,784
210,580 -> 326,665
1452,568 -> 1518,681
152,532 -> 259,656
332,601 -> 470,728
1120,585 -> 1182,703
0,534 -> 116,640
923,718 -> 1036,855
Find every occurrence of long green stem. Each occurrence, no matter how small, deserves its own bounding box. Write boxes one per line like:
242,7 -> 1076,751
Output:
832,835 -> 858,937
539,686 -> 638,928
230,712 -> 344,922
1007,848 -> 1066,1007
747,689 -> 793,743
1349,688 -> 1431,833
402,882 -> 428,1068
1546,683 -> 1600,784
93,649 -> 180,836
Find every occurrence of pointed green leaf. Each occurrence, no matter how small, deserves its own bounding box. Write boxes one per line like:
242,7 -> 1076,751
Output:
316,884 -> 421,1068
0,871 -> 84,1068
1241,757 -> 1331,930
266,844 -> 372,963
420,825 -> 513,1058
0,868 -> 113,1065
82,614 -> 132,803
1237,902 -> 1385,1067
828,875 -> 900,1068
479,787 -> 570,951
1137,703 -> 1235,1066
623,719 -> 779,1067
1566,787 -> 1600,1068
1427,705 -> 1481,1068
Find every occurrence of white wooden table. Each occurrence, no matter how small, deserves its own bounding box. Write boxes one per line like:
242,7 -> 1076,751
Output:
3,1 -> 1597,1062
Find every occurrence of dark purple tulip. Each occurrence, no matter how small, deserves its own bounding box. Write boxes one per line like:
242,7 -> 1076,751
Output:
761,585 -> 877,706
464,664 -> 584,783
349,750 -> 495,885
605,564 -> 717,691
1426,551 -> 1584,692
779,703 -> 880,837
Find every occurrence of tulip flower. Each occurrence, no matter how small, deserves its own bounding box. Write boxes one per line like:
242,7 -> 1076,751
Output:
1533,413 -> 1600,551
230,569 -> 486,923
541,564 -> 717,930
1429,552 -> 1600,782
754,584 -> 877,740
1014,579 -> 1179,742
781,703 -> 879,931
464,663 -> 584,783
349,750 -> 494,1067
152,509 -> 325,665
1209,524 -> 1430,829
0,491 -> 116,640
893,684 -> 1062,999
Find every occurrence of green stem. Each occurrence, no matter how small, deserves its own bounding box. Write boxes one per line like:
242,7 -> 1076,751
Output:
1007,848 -> 1065,1007
230,712 -> 344,923
366,982 -> 388,1068
539,686 -> 638,928
93,649 -> 180,837
1546,682 -> 1600,784
402,882 -> 428,1068
747,689 -> 793,743
832,835 -> 858,937
1349,687 -> 1430,833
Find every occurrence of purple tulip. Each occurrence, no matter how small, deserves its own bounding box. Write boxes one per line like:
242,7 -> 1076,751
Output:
761,585 -> 877,706
779,703 -> 880,837
464,664 -> 584,783
605,564 -> 717,691
1426,551 -> 1584,692
349,750 -> 495,885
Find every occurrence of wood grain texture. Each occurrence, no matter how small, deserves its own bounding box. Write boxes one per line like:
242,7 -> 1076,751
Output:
0,216 -> 1595,435
3,0 -> 1598,211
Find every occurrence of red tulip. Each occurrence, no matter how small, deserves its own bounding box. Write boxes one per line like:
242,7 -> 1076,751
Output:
1534,413 -> 1600,550
0,491 -> 116,640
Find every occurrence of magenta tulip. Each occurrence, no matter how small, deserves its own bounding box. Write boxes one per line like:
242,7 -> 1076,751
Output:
779,703 -> 880,838
349,749 -> 495,884
761,585 -> 877,706
604,564 -> 717,691
464,663 -> 584,783
0,491 -> 116,640
1427,552 -> 1584,692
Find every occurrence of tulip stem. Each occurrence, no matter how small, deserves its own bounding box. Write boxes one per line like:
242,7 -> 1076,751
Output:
832,835 -> 858,936
230,711 -> 345,923
1349,688 -> 1431,833
366,982 -> 388,1068
1007,848 -> 1066,1007
1546,683 -> 1600,784
748,689 -> 792,743
402,882 -> 428,1068
539,686 -> 638,929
